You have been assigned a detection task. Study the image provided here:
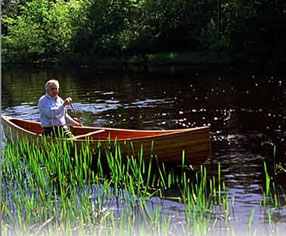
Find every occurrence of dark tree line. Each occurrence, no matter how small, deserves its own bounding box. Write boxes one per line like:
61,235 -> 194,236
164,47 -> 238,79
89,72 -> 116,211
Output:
2,0 -> 286,65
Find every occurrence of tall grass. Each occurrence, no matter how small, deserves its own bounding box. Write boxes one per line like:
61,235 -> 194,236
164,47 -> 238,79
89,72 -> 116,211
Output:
261,161 -> 284,209
2,136 -> 230,235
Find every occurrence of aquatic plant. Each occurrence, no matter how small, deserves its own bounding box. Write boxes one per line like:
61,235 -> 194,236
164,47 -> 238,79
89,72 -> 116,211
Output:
2,137 -> 230,235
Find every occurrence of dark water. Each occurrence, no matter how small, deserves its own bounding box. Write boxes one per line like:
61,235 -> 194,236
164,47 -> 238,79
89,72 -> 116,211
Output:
2,66 -> 286,233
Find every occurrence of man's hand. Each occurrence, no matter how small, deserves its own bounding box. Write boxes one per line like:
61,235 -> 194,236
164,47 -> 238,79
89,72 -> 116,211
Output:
64,97 -> 72,106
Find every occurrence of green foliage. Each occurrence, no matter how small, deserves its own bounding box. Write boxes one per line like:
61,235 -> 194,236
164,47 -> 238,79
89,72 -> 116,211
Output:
2,0 -> 286,64
71,0 -> 136,57
2,0 -> 78,62
133,0 -> 199,53
2,9 -> 46,62
199,18 -> 224,54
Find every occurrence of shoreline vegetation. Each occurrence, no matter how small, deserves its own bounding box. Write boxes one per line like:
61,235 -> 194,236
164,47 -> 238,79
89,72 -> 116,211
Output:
2,136 -> 285,235
2,0 -> 286,68
3,51 -> 281,68
3,52 -> 285,72
1,136 -> 227,235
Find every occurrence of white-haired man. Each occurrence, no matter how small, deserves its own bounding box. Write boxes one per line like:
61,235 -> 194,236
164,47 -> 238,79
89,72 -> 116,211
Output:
38,79 -> 81,137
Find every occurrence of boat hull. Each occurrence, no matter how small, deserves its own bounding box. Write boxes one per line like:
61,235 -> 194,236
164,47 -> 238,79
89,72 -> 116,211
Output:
1,116 -> 211,165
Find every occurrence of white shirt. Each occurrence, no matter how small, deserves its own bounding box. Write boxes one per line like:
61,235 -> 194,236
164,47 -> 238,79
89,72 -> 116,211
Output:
38,94 -> 78,127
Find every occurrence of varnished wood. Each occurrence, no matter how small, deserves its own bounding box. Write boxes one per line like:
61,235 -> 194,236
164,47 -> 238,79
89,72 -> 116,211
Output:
73,129 -> 106,140
1,115 -> 211,165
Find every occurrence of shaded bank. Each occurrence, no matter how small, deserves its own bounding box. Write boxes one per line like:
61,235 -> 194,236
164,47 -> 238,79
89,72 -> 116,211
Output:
3,51 -> 286,71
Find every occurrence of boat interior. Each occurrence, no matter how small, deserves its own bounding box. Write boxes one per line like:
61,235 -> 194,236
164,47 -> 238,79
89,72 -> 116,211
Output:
7,118 -> 175,140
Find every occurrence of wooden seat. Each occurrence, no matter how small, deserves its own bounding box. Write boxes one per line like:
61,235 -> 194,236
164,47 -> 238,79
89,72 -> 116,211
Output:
73,129 -> 105,140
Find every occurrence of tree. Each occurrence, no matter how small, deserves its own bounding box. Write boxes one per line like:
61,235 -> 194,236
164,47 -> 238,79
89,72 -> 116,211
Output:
2,0 -> 78,62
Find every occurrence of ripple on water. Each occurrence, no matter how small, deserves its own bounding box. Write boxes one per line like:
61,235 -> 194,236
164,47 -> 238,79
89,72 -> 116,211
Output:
3,68 -> 286,232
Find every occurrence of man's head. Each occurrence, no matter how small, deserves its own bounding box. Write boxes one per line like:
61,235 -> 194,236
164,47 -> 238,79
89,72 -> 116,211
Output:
45,80 -> 60,99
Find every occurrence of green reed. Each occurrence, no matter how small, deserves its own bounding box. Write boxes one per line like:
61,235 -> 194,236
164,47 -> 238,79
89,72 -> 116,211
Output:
248,209 -> 254,231
1,136 -> 230,235
261,161 -> 284,211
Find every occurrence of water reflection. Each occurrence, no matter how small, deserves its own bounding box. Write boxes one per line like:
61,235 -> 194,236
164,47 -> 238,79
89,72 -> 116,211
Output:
2,66 -> 286,232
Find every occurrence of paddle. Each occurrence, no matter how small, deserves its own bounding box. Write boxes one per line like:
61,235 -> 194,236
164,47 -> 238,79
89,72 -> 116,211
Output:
70,103 -> 82,126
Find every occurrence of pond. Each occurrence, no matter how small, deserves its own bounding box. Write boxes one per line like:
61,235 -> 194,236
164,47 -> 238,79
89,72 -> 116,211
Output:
2,65 -> 286,235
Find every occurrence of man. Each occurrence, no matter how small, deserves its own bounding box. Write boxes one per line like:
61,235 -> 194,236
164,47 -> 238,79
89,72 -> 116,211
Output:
38,79 -> 81,137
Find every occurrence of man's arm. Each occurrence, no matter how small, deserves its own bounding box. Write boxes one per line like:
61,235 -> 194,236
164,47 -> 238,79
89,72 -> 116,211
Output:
66,113 -> 81,126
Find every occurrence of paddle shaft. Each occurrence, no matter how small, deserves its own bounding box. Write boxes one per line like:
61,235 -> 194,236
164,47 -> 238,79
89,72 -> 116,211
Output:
70,103 -> 82,125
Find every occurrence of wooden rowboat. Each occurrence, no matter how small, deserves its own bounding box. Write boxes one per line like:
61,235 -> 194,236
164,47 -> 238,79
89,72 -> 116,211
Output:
1,115 -> 211,165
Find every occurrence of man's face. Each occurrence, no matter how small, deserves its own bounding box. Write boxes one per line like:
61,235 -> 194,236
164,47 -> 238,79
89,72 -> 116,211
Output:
47,84 -> 59,98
